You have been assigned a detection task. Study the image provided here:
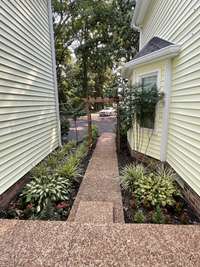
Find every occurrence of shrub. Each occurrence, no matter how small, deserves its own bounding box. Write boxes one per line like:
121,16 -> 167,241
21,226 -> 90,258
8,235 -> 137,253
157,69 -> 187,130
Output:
120,164 -> 145,192
133,210 -> 145,223
151,206 -> 166,224
21,175 -> 71,213
134,166 -> 179,207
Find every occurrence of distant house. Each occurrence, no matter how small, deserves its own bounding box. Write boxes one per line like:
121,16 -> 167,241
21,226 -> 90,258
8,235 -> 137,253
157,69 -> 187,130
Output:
122,0 -> 200,214
0,1 -> 60,202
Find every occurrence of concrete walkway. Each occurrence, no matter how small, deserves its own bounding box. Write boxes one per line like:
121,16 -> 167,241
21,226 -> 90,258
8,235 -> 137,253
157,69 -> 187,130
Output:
1,133 -> 200,266
68,132 -> 124,223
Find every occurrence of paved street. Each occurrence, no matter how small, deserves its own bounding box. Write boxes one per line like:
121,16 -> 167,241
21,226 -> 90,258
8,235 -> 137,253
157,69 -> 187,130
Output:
66,113 -> 116,142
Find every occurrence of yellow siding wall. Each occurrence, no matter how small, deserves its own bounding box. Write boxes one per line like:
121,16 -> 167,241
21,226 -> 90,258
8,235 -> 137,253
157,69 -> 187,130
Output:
141,0 -> 200,195
127,60 -> 166,160
0,0 -> 60,194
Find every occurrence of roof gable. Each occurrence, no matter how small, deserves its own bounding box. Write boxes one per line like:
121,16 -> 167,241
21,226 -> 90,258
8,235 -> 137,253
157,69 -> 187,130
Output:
133,37 -> 174,60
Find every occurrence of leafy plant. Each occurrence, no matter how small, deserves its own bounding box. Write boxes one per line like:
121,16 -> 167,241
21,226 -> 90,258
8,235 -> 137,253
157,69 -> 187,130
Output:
92,125 -> 99,141
75,142 -> 88,161
30,162 -> 48,177
120,164 -> 145,192
133,210 -> 145,223
46,155 -> 58,169
57,156 -> 80,179
54,140 -> 76,161
151,206 -> 166,224
134,166 -> 179,207
21,175 -> 71,213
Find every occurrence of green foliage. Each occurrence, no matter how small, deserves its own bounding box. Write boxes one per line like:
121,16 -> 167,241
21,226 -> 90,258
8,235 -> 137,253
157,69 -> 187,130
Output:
133,210 -> 145,223
119,83 -> 163,135
58,156 -> 80,179
21,175 -> 71,213
91,125 -> 99,141
151,206 -> 166,224
134,167 -> 179,207
30,162 -> 48,177
121,164 -> 179,208
120,164 -> 145,193
75,142 -> 88,161
46,155 -> 58,169
52,0 -> 139,110
60,115 -> 70,136
54,140 -> 76,161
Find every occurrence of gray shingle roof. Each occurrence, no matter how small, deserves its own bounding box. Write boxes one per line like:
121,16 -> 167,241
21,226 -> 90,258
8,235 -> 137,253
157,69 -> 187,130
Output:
133,37 -> 174,60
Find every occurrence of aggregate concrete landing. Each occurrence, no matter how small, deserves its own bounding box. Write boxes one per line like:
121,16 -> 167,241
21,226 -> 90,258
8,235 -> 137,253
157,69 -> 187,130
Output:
75,201 -> 113,223
0,220 -> 200,267
68,133 -> 124,223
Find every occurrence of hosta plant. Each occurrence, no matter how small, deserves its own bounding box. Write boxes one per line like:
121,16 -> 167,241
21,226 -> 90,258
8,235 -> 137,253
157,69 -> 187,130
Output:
21,174 -> 71,213
134,166 -> 179,207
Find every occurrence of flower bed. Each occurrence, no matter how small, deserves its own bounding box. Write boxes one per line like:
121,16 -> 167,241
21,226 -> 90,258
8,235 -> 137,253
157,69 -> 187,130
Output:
118,143 -> 200,224
0,127 -> 98,221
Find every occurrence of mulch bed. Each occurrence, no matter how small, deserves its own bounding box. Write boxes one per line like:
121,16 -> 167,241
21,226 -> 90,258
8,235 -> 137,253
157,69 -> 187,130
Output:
118,139 -> 200,224
0,142 -> 95,221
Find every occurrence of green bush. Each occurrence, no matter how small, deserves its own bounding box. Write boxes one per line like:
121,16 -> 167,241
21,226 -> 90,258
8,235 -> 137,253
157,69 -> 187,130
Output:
151,206 -> 166,224
134,166 -> 179,207
21,174 -> 71,213
120,164 -> 145,192
133,210 -> 145,223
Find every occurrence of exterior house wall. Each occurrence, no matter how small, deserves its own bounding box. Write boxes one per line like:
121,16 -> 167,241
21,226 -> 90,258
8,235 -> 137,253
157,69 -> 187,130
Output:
0,0 -> 60,195
138,0 -> 200,195
127,60 -> 166,160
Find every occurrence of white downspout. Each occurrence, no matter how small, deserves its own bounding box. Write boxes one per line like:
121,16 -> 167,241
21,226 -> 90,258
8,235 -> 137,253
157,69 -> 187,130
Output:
47,0 -> 62,147
160,59 -> 172,162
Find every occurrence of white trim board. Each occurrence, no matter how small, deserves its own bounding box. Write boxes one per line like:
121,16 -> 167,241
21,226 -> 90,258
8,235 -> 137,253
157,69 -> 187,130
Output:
48,0 -> 62,147
122,45 -> 181,79
160,59 -> 172,162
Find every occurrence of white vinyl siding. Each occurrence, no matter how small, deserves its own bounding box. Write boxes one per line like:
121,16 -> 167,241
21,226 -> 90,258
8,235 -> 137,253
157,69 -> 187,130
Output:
0,0 -> 60,194
141,0 -> 200,195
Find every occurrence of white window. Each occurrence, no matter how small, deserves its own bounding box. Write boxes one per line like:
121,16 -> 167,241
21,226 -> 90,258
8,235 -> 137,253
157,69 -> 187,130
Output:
140,74 -> 158,129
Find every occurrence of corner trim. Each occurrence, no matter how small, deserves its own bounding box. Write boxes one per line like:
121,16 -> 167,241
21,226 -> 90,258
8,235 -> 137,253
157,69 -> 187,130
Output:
160,59 -> 172,162
47,0 -> 62,147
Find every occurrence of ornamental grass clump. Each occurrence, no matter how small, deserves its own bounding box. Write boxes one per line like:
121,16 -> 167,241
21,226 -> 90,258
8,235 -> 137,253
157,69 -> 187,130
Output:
120,164 -> 145,192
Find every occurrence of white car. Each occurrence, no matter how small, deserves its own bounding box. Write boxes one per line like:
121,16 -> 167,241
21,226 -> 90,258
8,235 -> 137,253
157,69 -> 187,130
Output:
99,107 -> 116,117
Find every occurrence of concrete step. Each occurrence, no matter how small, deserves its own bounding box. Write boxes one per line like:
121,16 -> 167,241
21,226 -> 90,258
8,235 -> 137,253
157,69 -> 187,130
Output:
74,201 -> 113,223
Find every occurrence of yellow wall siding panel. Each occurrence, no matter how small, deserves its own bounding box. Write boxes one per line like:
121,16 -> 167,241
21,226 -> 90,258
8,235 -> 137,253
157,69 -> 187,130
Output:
140,0 -> 200,196
0,0 -> 60,194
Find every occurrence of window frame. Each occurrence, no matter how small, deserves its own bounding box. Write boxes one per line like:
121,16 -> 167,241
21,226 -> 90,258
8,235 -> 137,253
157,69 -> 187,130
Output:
136,69 -> 161,133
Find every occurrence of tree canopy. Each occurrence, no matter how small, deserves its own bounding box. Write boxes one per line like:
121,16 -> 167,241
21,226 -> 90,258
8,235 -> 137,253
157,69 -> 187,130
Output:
52,0 -> 139,112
